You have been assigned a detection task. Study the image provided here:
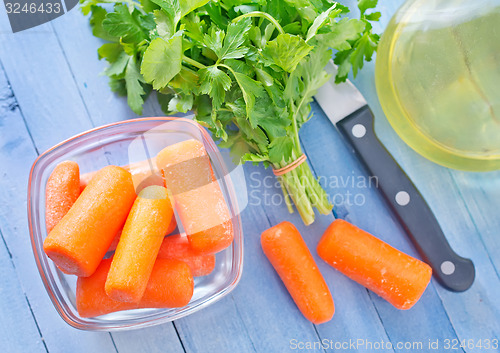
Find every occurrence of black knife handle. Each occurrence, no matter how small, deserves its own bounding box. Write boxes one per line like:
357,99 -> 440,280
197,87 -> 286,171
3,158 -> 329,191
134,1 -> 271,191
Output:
337,105 -> 475,292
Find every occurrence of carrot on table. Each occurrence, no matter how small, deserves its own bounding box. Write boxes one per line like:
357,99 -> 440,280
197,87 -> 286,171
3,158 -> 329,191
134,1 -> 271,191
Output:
45,160 -> 81,233
43,166 -> 136,277
317,219 -> 432,310
261,221 -> 335,324
105,185 -> 174,303
155,139 -> 233,255
158,234 -> 216,277
77,258 -> 194,318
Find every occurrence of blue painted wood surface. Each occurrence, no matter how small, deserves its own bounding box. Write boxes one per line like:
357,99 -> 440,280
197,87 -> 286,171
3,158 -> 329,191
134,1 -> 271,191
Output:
0,1 -> 499,352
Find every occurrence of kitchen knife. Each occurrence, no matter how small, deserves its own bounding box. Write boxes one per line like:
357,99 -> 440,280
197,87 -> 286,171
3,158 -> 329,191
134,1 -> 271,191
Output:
315,61 -> 475,292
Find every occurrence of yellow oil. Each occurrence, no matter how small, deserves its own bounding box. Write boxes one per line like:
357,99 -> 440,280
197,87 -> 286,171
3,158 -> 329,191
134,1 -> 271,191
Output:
375,0 -> 500,171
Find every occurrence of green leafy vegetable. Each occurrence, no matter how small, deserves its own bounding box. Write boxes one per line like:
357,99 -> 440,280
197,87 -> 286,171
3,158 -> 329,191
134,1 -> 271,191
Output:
80,0 -> 380,225
141,35 -> 182,89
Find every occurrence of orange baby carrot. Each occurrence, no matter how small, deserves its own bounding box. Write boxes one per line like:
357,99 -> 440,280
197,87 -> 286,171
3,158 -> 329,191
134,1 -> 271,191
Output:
80,158 -> 163,193
43,166 -> 136,277
106,230 -> 122,253
77,258 -> 194,318
156,139 -> 233,255
105,185 -> 174,303
166,216 -> 177,235
261,221 -> 335,324
158,234 -> 216,277
317,219 -> 432,310
45,161 -> 81,233
106,205 -> 176,253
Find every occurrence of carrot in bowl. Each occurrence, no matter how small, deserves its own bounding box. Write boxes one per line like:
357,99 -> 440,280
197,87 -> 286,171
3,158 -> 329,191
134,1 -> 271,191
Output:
261,221 -> 335,324
45,160 -> 81,233
80,158 -> 163,193
155,139 -> 233,255
77,258 -> 194,318
105,185 -> 174,303
158,234 -> 216,277
317,219 -> 432,310
43,165 -> 136,277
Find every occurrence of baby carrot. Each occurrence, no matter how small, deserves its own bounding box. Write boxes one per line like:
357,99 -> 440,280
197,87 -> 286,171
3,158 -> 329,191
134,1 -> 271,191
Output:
317,219 -> 432,310
166,216 -> 177,235
105,185 -> 174,303
45,161 -> 81,233
261,222 -> 335,324
156,140 -> 233,255
158,234 -> 216,277
77,258 -> 194,318
80,158 -> 163,193
43,166 -> 136,277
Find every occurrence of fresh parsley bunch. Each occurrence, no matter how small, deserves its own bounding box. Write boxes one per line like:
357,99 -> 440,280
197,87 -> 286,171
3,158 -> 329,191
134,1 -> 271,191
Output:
81,0 -> 380,225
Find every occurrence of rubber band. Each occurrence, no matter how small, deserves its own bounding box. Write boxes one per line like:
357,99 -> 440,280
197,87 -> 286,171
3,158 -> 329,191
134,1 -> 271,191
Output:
273,154 -> 307,176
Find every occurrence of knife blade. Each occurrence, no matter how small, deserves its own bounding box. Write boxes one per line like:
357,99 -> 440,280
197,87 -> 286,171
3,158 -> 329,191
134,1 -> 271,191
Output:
315,61 -> 475,292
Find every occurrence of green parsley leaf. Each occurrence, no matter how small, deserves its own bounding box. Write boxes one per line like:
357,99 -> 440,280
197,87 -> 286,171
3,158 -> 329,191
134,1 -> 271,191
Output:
125,57 -> 146,114
140,0 -> 160,13
168,93 -> 194,112
231,71 -> 263,127
169,67 -> 200,93
102,5 -> 149,43
261,34 -> 313,73
141,35 -> 183,90
89,6 -> 118,42
109,77 -> 127,96
180,0 -> 210,17
321,18 -> 365,51
105,51 -> 130,77
218,17 -> 252,60
203,27 -> 225,58
268,136 -> 293,164
349,31 -> 377,76
365,11 -> 381,21
97,43 -> 123,62
149,0 -> 181,31
358,0 -> 378,15
199,66 -> 232,109
305,3 -> 337,42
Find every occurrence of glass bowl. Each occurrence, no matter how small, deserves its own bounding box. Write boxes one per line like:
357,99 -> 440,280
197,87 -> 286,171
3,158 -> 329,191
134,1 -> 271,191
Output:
27,117 -> 244,331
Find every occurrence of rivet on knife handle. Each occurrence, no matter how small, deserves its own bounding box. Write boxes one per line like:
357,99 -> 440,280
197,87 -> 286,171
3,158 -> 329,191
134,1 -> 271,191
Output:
337,105 -> 475,292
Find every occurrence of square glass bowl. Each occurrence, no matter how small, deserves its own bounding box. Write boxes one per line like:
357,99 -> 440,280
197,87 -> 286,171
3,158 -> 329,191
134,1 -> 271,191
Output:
28,117 -> 244,331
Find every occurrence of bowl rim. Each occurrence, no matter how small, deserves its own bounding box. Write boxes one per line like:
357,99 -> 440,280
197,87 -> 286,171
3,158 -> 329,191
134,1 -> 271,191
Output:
27,117 -> 244,331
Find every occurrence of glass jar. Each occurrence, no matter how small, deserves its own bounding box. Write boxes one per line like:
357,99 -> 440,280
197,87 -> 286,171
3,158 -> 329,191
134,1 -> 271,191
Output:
376,0 -> 500,171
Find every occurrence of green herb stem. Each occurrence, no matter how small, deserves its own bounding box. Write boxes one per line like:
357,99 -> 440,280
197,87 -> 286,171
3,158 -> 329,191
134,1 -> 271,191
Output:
232,11 -> 285,35
182,56 -> 206,70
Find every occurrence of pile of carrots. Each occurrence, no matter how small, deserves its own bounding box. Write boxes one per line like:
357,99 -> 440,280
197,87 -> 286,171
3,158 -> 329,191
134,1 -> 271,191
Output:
261,220 -> 432,324
43,140 -> 233,318
43,139 -> 432,323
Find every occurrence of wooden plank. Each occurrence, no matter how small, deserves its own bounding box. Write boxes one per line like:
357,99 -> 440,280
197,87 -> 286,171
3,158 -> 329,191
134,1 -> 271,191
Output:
50,10 -> 162,127
448,171 -> 500,273
0,60 -> 118,352
0,227 -> 47,353
112,325 -> 185,353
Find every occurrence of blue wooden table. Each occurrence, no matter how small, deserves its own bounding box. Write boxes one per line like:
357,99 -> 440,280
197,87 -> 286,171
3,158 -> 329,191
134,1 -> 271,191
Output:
0,1 -> 499,352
